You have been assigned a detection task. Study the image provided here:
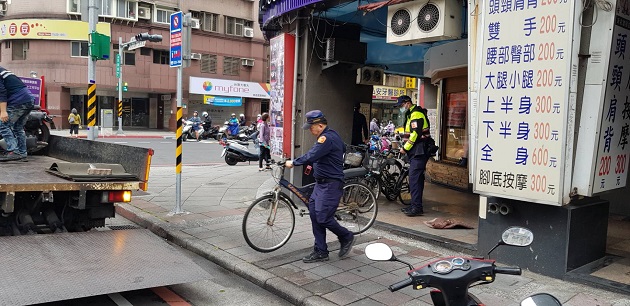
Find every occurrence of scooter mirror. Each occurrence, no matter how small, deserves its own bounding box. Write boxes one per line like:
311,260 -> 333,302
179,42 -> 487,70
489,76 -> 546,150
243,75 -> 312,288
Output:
364,243 -> 394,261
520,293 -> 562,306
502,227 -> 534,247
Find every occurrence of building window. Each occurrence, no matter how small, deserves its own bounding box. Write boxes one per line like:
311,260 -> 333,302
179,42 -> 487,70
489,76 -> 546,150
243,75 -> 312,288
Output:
100,0 -> 113,16
5,41 -> 10,49
443,92 -> 468,162
155,7 -> 175,24
225,16 -> 251,36
140,47 -> 151,56
68,0 -> 79,13
71,41 -> 89,57
12,40 -> 28,60
223,57 -> 240,76
153,50 -> 169,65
201,54 -> 217,74
124,52 -> 135,65
116,0 -> 137,19
203,12 -> 219,32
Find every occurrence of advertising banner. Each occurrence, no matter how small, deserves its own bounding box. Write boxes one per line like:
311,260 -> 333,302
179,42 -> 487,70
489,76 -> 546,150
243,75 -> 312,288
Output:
189,77 -> 271,99
19,77 -> 41,106
203,95 -> 242,107
0,19 -> 110,40
269,33 -> 295,157
372,86 -> 406,101
473,0 -> 580,205
591,6 -> 630,193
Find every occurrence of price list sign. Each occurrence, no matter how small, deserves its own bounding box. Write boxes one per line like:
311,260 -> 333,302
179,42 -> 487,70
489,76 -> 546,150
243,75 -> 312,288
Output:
592,8 -> 630,193
474,0 -> 578,204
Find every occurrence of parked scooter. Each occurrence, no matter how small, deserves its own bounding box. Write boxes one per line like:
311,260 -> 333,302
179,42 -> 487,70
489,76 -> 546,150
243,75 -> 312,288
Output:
217,122 -> 254,142
220,136 -> 260,166
0,107 -> 55,154
364,227 -> 562,306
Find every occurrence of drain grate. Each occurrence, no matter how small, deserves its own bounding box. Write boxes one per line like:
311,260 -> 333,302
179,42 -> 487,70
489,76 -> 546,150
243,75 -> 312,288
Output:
108,225 -> 140,230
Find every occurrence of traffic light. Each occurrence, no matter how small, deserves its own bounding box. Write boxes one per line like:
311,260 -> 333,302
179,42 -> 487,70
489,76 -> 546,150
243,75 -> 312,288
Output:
123,82 -> 128,92
135,32 -> 163,42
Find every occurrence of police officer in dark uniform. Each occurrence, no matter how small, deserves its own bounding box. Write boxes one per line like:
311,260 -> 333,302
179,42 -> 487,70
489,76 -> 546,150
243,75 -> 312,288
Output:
395,95 -> 430,217
285,110 -> 355,263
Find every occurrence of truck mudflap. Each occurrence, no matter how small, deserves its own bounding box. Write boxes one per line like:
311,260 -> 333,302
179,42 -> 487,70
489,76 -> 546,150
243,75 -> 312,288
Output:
0,229 -> 210,305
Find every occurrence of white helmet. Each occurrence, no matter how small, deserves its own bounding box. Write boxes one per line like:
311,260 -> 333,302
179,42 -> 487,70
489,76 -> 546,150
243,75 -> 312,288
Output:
239,114 -> 245,117
257,114 -> 262,118
202,111 -> 208,118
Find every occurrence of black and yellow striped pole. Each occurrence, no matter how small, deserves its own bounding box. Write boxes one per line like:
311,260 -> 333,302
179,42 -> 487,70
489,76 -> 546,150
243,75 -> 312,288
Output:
173,106 -> 183,213
87,81 -> 97,140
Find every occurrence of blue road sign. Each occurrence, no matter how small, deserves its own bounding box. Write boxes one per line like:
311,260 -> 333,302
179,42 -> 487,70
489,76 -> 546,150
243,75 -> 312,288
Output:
170,11 -> 183,68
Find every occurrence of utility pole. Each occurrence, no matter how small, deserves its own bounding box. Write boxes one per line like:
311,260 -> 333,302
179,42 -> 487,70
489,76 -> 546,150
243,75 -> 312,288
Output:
86,0 -> 98,140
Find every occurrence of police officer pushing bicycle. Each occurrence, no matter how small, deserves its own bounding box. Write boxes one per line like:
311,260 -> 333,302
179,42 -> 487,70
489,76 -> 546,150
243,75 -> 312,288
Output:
285,110 -> 355,263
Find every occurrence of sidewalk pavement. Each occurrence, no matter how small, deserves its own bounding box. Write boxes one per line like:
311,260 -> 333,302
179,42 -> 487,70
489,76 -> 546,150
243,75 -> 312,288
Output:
116,165 -> 630,306
50,128 -> 175,139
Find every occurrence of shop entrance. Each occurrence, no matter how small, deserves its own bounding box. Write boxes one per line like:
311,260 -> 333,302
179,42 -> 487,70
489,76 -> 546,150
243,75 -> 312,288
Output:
122,98 -> 149,127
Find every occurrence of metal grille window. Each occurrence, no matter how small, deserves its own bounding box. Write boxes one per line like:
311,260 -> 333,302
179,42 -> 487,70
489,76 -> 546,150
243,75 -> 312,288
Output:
225,16 -> 249,36
223,56 -> 240,76
124,52 -> 135,66
155,7 -> 175,24
153,50 -> 169,65
203,13 -> 219,32
71,41 -> 89,57
116,0 -> 137,19
100,0 -> 113,16
201,54 -> 217,74
12,40 -> 28,60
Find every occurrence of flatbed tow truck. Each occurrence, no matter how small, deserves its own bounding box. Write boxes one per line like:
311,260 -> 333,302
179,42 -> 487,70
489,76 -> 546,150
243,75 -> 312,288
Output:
0,135 -> 208,305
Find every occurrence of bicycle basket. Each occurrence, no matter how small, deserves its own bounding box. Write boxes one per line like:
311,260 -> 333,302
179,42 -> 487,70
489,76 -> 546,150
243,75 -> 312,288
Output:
365,154 -> 386,172
344,145 -> 365,167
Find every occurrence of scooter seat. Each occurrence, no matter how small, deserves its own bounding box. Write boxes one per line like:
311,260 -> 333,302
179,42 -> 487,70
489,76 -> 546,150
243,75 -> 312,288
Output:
344,167 -> 368,179
237,141 -> 250,146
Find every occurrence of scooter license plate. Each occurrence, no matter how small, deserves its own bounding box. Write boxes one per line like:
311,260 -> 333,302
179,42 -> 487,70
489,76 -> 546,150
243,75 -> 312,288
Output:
221,148 -> 226,157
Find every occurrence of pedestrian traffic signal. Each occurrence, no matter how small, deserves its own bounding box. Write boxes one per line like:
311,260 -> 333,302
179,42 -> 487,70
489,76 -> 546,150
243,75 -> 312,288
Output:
135,32 -> 163,42
123,82 -> 128,92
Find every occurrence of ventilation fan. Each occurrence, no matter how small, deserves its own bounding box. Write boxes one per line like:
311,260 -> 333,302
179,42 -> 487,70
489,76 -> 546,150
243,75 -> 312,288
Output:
417,3 -> 440,32
390,8 -> 411,36
386,0 -> 462,45
356,67 -> 385,86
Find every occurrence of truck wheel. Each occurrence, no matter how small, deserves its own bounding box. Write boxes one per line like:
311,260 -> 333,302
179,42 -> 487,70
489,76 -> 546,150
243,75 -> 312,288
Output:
225,155 -> 238,165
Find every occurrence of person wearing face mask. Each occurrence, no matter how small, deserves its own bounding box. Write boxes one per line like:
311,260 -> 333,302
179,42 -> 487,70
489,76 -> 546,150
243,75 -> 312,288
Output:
394,95 -> 431,217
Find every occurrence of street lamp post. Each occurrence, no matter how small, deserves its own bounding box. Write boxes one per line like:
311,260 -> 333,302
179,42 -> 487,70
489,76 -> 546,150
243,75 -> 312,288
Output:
117,33 -> 162,135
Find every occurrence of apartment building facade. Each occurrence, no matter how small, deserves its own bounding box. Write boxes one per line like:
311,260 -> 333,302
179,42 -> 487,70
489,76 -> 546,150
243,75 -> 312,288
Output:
1,0 -> 269,130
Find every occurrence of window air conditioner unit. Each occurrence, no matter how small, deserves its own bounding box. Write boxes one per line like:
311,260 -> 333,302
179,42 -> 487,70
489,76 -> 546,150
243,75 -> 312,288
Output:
190,18 -> 201,29
356,67 -> 384,86
386,0 -> 462,45
138,7 -> 151,20
243,27 -> 254,38
325,38 -> 367,64
241,58 -> 254,67
190,53 -> 202,60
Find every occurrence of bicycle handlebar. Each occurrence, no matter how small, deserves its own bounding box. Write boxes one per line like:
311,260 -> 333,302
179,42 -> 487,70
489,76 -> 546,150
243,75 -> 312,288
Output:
494,267 -> 521,275
388,278 -> 413,292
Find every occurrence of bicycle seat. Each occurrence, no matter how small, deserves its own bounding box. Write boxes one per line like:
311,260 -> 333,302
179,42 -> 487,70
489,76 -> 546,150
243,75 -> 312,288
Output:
344,167 -> 368,179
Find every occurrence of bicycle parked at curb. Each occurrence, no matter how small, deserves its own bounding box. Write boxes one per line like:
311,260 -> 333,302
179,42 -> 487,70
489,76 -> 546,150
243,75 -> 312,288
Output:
242,160 -> 378,253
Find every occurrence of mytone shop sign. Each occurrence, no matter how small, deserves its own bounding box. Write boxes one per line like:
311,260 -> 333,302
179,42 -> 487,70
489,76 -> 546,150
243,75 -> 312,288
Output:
189,77 -> 271,99
203,95 -> 242,107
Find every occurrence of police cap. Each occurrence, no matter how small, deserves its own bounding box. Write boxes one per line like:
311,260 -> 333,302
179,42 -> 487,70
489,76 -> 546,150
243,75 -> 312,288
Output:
394,95 -> 412,107
302,110 -> 327,130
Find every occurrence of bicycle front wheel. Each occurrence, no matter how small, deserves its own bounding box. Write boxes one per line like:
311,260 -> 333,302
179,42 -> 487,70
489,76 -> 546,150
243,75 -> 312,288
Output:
242,194 -> 295,253
337,182 -> 378,234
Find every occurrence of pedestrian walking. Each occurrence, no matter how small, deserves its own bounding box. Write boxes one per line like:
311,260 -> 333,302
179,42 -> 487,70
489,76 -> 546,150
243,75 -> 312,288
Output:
0,67 -> 35,161
351,103 -> 368,145
68,108 -> 81,137
285,110 -> 355,263
257,113 -> 271,171
395,95 -> 431,217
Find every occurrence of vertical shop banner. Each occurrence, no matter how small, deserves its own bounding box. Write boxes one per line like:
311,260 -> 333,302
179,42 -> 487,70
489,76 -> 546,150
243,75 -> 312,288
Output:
592,7 -> 630,193
473,0 -> 579,205
269,33 -> 295,157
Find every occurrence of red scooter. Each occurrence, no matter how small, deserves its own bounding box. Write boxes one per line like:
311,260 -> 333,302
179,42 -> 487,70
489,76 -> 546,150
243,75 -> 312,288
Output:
365,227 -> 562,306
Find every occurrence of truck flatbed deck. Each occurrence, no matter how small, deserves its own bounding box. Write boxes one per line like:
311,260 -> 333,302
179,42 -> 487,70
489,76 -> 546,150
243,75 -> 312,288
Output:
0,155 -> 141,192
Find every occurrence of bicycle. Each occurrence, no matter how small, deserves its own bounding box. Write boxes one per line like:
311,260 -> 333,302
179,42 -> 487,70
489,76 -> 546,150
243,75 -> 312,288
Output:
242,160 -> 378,253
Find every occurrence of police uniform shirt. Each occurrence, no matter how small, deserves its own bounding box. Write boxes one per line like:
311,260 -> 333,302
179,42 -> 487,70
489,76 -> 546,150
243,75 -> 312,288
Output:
293,127 -> 345,181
